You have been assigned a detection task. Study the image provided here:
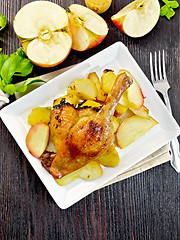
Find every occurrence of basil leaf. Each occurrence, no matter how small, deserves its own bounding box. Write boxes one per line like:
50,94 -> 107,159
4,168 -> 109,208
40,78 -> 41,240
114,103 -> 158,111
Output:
4,84 -> 16,95
0,77 -> 5,91
0,13 -> 7,31
166,7 -> 175,19
14,58 -> 33,77
0,54 -> 9,71
160,5 -> 169,16
16,48 -> 26,58
167,1 -> 179,8
10,47 -> 26,58
1,55 -> 22,83
24,77 -> 45,85
16,84 -> 27,93
14,78 -> 45,94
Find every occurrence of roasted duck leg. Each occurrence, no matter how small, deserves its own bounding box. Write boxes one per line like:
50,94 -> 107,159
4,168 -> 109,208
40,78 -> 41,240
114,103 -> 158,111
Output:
50,73 -> 132,178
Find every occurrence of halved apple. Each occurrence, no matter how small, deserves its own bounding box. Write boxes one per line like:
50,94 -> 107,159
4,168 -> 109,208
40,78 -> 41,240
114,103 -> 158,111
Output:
13,1 -> 72,67
118,69 -> 144,109
67,4 -> 108,51
26,123 -> 50,158
111,0 -> 160,38
116,115 -> 158,148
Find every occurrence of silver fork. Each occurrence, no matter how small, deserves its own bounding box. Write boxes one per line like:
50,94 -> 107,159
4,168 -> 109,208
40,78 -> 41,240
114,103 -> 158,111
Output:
150,50 -> 180,172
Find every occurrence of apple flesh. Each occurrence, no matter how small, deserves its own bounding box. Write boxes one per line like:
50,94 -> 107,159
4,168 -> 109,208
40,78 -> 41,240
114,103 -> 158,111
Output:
26,123 -> 50,158
111,0 -> 160,38
87,72 -> 106,102
67,4 -> 108,51
118,69 -> 144,109
56,161 -> 103,186
116,115 -> 158,148
96,144 -> 120,167
13,1 -> 72,67
129,105 -> 149,119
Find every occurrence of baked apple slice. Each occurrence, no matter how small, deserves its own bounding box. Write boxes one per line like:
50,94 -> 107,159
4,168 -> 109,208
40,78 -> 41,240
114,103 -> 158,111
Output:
13,1 -> 72,67
26,123 -> 50,158
116,115 -> 158,148
118,70 -> 144,109
56,161 -> 102,186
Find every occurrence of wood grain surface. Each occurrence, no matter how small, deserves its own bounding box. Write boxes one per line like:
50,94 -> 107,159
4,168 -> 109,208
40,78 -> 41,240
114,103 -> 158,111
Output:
0,0 -> 180,239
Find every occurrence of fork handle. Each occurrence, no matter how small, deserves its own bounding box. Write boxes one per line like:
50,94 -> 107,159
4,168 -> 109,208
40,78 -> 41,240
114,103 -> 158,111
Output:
170,138 -> 180,172
162,92 -> 180,172
163,91 -> 172,114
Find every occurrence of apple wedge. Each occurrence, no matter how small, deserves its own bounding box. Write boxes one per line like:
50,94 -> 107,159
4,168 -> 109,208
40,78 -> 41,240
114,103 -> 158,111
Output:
129,105 -> 150,119
101,70 -> 117,94
87,72 -> 106,102
53,94 -> 79,107
111,0 -> 160,38
26,123 -> 50,158
67,78 -> 98,100
80,100 -> 102,108
116,115 -> 158,148
118,69 -> 144,109
13,1 -> 72,67
28,107 -> 51,126
112,116 -> 120,133
56,161 -> 103,186
97,144 -> 120,167
67,4 -> 108,51
114,103 -> 128,117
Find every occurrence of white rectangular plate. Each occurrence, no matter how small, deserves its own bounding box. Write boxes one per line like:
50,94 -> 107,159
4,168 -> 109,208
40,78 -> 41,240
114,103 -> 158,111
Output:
1,42 -> 180,209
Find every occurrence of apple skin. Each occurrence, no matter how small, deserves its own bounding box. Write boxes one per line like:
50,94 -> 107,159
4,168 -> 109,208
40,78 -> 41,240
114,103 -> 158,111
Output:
111,15 -> 126,33
87,34 -> 107,51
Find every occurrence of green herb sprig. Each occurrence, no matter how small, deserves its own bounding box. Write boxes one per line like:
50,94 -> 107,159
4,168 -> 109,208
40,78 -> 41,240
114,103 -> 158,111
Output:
0,13 -> 7,31
0,48 -> 45,95
160,0 -> 179,20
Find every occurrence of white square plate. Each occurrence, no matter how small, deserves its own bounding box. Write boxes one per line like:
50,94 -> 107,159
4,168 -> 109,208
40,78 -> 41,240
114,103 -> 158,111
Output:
1,42 -> 180,209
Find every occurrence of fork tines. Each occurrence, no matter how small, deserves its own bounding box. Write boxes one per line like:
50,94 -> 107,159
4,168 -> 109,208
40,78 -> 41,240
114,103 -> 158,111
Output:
150,50 -> 168,82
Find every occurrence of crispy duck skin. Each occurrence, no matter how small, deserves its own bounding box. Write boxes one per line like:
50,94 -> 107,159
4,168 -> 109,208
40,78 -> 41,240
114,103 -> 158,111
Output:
50,73 -> 133,179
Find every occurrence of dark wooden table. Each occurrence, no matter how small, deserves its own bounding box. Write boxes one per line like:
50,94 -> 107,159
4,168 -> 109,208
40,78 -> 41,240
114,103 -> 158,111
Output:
0,0 -> 180,239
